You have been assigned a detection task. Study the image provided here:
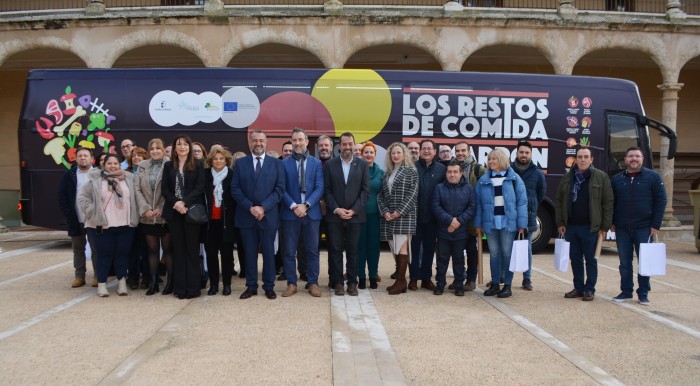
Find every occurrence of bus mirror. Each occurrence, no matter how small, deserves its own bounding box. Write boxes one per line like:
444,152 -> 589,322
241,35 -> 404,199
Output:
639,116 -> 677,160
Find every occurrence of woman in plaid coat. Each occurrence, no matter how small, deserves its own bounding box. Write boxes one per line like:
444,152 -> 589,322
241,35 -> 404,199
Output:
377,142 -> 419,295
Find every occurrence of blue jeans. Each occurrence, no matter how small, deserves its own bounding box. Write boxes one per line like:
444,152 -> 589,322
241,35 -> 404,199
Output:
566,224 -> 598,293
88,226 -> 135,283
486,228 -> 516,286
436,238 -> 466,289
410,222 -> 437,280
524,231 -> 533,280
282,218 -> 320,286
615,227 -> 652,297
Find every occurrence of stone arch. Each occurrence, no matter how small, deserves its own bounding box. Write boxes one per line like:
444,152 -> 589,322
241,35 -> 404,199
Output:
220,30 -> 327,69
112,45 -> 206,68
336,31 -> 446,71
677,54 -> 700,157
227,43 -> 324,68
343,44 -> 442,71
0,37 -> 88,68
104,30 -> 210,68
568,38 -> 667,80
460,44 -> 555,74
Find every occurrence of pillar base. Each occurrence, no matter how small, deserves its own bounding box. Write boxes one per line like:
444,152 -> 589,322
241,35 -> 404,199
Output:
662,215 -> 682,227
444,1 -> 464,12
85,1 -> 105,16
324,0 -> 344,14
205,0 -> 225,13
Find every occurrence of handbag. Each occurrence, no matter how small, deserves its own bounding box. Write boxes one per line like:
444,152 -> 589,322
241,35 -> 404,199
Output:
639,235 -> 666,276
185,203 -> 208,224
553,235 -> 570,272
509,233 -> 529,273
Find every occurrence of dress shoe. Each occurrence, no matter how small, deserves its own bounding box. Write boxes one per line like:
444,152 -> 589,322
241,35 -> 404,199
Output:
334,283 -> 345,296
265,290 -> 277,300
408,279 -> 418,291
421,279 -> 436,290
222,285 -> 232,296
309,284 -> 322,297
464,281 -> 476,291
117,278 -> 128,296
582,291 -> 595,301
358,278 -> 366,289
300,273 -> 308,282
454,288 -> 465,296
71,278 -> 86,288
564,289 -> 584,298
146,275 -> 160,296
239,289 -> 257,299
282,284 -> 298,297
162,278 -> 174,296
497,285 -> 512,298
97,282 -> 109,297
486,278 -> 504,288
91,278 -> 98,287
369,278 -> 378,289
207,285 -> 219,296
483,285 -> 500,296
433,286 -> 444,295
522,279 -> 533,291
347,283 -> 358,296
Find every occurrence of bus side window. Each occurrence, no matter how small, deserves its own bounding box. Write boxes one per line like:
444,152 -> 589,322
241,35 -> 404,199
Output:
606,113 -> 641,173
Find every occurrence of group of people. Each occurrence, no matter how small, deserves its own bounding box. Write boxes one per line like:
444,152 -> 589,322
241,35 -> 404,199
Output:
58,128 -> 666,306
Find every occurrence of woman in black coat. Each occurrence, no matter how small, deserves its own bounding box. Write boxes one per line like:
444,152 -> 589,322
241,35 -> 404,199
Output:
204,148 -> 236,296
161,134 -> 205,299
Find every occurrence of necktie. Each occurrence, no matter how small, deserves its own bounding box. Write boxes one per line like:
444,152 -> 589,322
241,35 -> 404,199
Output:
299,155 -> 306,194
255,157 -> 261,178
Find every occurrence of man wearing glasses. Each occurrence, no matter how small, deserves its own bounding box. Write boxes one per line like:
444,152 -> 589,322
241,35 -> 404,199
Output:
120,139 -> 135,170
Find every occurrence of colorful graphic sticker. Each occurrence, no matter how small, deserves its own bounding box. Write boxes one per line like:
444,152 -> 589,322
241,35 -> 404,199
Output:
582,97 -> 592,108
221,87 -> 260,129
568,96 -> 579,108
35,86 -> 117,169
150,90 -> 223,127
581,117 -> 592,129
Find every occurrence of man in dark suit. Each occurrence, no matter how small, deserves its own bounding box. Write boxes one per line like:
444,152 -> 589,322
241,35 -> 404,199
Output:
280,128 -> 324,298
324,132 -> 369,296
231,130 -> 285,300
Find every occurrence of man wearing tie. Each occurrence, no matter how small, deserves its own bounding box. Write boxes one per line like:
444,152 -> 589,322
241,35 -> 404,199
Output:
324,132 -> 370,296
231,130 -> 285,300
280,128 -> 324,298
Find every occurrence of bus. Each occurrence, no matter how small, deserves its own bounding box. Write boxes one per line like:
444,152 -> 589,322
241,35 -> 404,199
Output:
17,68 -> 677,252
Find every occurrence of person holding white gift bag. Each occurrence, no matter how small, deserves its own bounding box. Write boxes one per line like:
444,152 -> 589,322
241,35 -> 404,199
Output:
474,149 -> 528,299
611,147 -> 666,306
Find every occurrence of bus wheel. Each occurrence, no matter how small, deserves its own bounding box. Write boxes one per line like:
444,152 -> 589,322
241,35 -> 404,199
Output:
532,207 -> 554,254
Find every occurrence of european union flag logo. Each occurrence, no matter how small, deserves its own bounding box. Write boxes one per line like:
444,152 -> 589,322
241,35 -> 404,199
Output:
224,102 -> 238,112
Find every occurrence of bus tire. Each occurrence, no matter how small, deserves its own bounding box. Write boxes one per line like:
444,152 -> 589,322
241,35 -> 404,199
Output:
532,206 -> 554,254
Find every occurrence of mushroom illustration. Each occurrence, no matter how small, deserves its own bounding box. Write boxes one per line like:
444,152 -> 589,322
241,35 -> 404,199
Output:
95,131 -> 114,152
60,86 -> 77,116
43,137 -> 68,168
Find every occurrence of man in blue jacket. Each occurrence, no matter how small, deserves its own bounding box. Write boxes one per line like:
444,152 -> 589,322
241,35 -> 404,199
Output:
431,160 -> 476,296
611,146 -> 666,306
280,128 -> 324,298
511,141 -> 546,291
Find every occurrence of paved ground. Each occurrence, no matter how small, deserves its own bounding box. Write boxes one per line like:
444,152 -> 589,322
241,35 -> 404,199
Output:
1,227 -> 699,385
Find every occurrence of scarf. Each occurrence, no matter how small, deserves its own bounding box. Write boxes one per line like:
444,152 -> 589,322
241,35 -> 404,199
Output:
101,169 -> 126,205
211,167 -> 228,208
572,167 -> 590,202
514,160 -> 530,172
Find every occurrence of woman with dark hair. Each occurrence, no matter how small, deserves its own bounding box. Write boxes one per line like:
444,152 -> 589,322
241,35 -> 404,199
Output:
204,148 -> 236,296
78,154 -> 139,297
96,153 -> 109,169
135,138 -> 173,295
127,146 -> 150,290
161,135 -> 205,299
192,140 -> 210,288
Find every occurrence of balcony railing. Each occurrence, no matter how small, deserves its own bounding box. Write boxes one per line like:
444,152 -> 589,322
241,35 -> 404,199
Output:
0,0 -> 696,15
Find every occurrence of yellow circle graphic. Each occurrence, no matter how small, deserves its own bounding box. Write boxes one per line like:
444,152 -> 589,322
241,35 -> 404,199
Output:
311,69 -> 392,143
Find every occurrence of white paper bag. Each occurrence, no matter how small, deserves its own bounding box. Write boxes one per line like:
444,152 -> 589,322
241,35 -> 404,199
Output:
554,237 -> 570,272
639,236 -> 666,277
509,238 -> 529,273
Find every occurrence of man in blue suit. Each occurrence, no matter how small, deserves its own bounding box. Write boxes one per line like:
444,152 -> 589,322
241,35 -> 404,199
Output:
280,128 -> 324,298
231,130 -> 285,300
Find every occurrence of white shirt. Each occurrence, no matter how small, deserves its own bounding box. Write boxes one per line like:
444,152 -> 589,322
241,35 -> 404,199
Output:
252,153 -> 266,174
341,156 -> 352,184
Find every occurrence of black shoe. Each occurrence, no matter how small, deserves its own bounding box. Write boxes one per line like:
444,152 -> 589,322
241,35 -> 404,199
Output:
564,289 -> 584,298
207,285 -> 218,296
222,285 -> 232,296
146,275 -> 160,296
369,278 -> 378,289
448,281 -> 457,290
483,285 -> 500,296
522,279 -> 533,291
300,273 -> 308,282
162,279 -> 174,295
433,286 -> 444,295
497,285 -> 512,298
358,278 -> 366,289
240,289 -> 257,299
265,290 -> 277,299
486,278 -> 504,288
582,291 -> 595,301
390,270 -> 397,280
455,288 -> 465,296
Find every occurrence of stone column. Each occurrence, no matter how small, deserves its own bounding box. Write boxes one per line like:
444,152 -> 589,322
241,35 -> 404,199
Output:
657,82 -> 683,227
558,0 -> 577,19
85,0 -> 105,15
666,0 -> 686,20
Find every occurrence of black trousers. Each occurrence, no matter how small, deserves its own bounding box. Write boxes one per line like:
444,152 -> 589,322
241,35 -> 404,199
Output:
327,221 -> 360,286
205,220 -> 234,287
169,213 -> 202,297
128,229 -> 149,282
465,233 -> 478,283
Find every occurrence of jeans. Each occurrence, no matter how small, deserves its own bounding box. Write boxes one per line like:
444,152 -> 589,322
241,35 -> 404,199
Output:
615,227 -> 652,297
486,228 -> 516,286
566,224 -> 598,293
88,226 -> 134,283
436,238 -> 466,289
410,222 -> 437,280
282,217 -> 320,286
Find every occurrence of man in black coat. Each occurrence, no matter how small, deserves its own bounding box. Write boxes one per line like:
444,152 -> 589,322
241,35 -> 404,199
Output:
58,147 -> 98,288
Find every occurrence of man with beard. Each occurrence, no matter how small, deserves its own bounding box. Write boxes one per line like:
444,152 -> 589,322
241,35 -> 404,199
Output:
231,130 -> 285,300
317,135 -> 334,167
610,147 -> 666,306
59,147 -> 99,287
280,128 -> 324,297
282,141 -> 294,159
511,141 -> 546,291
324,132 -> 369,296
407,142 -> 420,163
